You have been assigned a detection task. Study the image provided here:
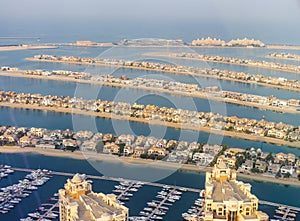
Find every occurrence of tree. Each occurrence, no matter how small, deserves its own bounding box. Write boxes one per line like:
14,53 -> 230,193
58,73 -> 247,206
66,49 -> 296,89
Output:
275,171 -> 281,178
251,168 -> 261,173
95,141 -> 104,153
265,152 -> 274,163
117,143 -> 125,155
140,153 -> 148,159
283,172 -> 291,178
235,155 -> 245,170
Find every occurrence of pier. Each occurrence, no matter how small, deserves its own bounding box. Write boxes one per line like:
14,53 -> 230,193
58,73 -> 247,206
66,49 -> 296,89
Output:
145,188 -> 176,220
116,183 -> 135,200
36,202 -> 59,221
11,167 -> 202,193
259,200 -> 300,212
11,166 -> 300,221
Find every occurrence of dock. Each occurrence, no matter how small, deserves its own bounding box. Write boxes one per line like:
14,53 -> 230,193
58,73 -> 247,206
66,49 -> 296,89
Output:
11,167 -> 201,193
145,188 -> 176,220
36,202 -> 59,221
10,166 -> 300,221
259,200 -> 300,212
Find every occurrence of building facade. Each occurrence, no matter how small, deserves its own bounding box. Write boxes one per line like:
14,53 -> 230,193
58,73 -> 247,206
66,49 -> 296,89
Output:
59,174 -> 129,221
203,163 -> 268,221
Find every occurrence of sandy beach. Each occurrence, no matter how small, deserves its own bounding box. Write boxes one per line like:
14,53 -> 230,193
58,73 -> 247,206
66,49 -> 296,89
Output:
1,101 -> 300,149
1,146 -> 299,187
1,70 -> 299,115
0,45 -> 58,52
265,55 -> 300,62
144,52 -> 300,75
266,45 -> 300,50
26,57 -> 300,94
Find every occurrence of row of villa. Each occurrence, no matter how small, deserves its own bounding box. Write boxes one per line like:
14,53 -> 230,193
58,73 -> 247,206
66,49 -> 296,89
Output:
1,90 -> 300,142
0,124 -> 223,165
215,147 -> 300,180
267,52 -> 300,61
1,125 -> 299,181
27,55 -> 300,91
3,68 -> 299,109
169,52 -> 300,73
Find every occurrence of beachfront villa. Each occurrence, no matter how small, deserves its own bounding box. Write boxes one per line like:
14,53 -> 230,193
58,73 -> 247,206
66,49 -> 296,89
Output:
203,163 -> 269,221
59,174 -> 129,221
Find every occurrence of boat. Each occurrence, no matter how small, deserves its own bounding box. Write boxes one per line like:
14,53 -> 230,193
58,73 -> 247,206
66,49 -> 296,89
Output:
147,202 -> 158,207
151,215 -> 163,220
20,218 -> 33,221
123,192 -> 133,197
112,189 -> 124,193
160,206 -> 169,210
28,212 -> 41,218
154,210 -> 166,216
167,198 -> 176,203
129,188 -> 138,192
200,189 -> 205,198
144,207 -> 153,212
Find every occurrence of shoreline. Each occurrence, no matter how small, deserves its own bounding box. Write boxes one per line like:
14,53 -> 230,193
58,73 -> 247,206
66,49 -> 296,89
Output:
144,52 -> 300,75
1,71 -> 300,115
1,102 -> 300,148
266,55 -> 300,62
0,45 -> 58,52
25,57 -> 300,93
266,45 -> 300,50
1,146 -> 299,187
59,42 -> 300,50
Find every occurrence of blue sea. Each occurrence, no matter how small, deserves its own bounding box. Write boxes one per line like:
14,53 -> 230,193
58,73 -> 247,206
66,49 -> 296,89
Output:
0,36 -> 300,220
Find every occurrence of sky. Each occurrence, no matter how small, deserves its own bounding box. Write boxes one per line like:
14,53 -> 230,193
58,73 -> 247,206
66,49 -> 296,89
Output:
1,0 -> 300,44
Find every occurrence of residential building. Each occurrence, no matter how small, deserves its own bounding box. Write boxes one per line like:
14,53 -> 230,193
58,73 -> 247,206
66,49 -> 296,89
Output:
280,166 -> 294,175
59,174 -> 128,221
267,163 -> 281,175
203,163 -> 268,221
255,160 -> 268,173
217,155 -> 236,168
241,160 -> 253,172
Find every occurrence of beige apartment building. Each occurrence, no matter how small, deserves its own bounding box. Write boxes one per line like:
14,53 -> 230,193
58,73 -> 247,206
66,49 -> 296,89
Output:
203,163 -> 268,221
59,174 -> 129,221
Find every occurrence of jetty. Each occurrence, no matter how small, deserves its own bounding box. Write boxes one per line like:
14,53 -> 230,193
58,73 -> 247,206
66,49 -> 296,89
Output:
11,167 -> 300,211
11,167 -> 201,193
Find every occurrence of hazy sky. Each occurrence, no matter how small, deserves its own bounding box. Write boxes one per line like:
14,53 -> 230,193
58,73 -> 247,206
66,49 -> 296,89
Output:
1,0 -> 300,43
1,0 -> 299,21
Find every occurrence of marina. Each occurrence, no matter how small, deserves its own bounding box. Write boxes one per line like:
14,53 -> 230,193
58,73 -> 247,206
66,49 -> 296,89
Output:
1,1 -> 300,220
0,165 -> 298,220
0,168 -> 51,215
0,164 -> 14,180
272,207 -> 298,221
182,197 -> 204,221
131,187 -> 183,220
113,181 -> 144,203
20,197 -> 59,221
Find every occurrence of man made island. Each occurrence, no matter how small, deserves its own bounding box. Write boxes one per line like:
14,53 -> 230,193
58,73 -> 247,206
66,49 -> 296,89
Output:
0,125 -> 299,187
62,37 -> 300,51
145,52 -> 300,74
1,67 -> 300,114
266,52 -> 300,61
27,55 -> 300,93
1,90 -> 300,148
0,44 -> 58,51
